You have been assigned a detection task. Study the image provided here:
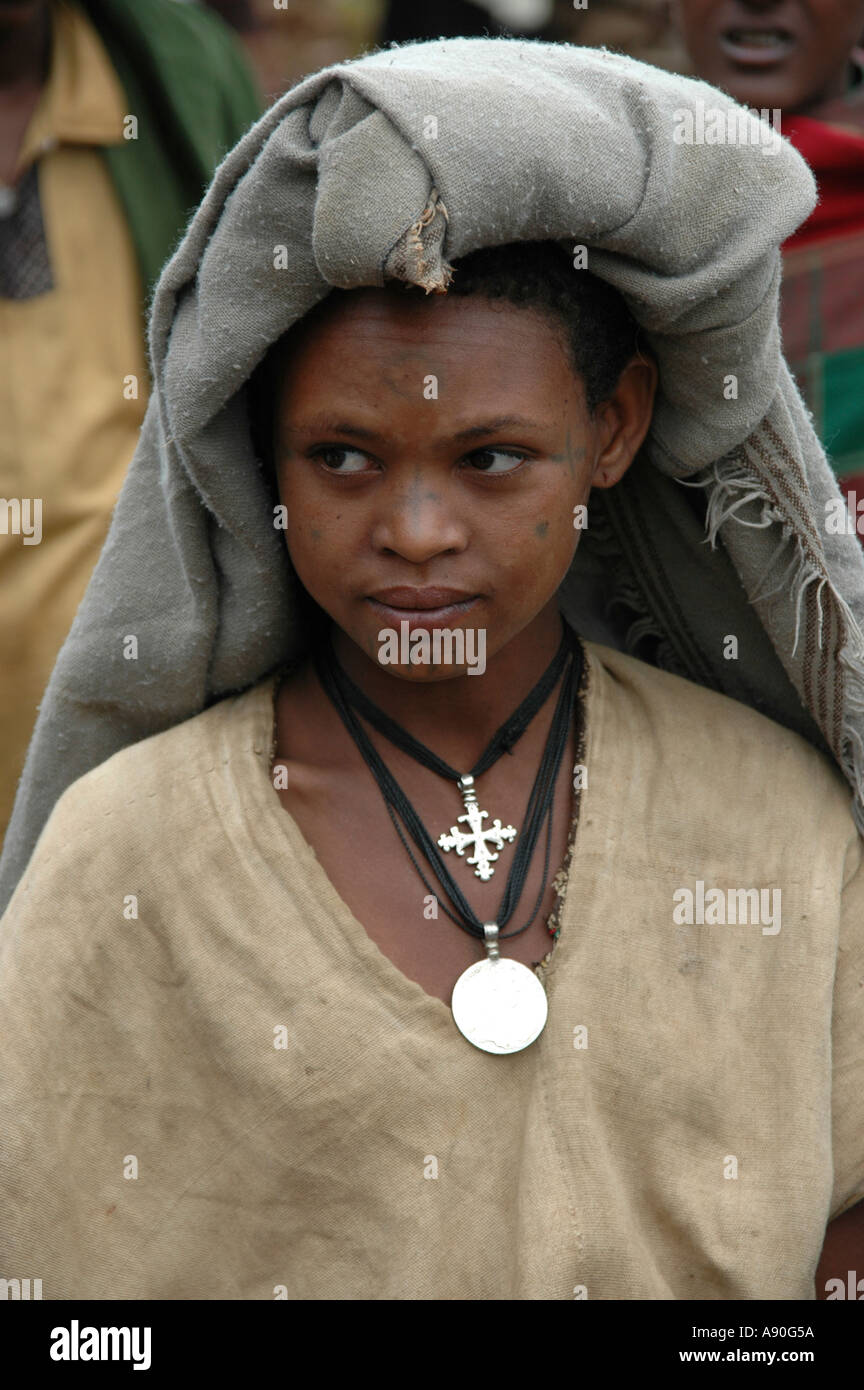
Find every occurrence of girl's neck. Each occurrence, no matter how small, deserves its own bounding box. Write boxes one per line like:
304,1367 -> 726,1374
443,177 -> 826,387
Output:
327,603 -> 567,771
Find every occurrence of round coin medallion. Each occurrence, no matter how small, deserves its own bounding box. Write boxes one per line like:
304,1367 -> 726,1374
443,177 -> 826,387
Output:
451,956 -> 548,1054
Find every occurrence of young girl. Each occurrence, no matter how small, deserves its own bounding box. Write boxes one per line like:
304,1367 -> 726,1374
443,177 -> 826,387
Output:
1,36 -> 863,1301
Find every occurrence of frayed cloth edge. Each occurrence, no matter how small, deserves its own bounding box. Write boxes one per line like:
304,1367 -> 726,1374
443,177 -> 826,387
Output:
698,454 -> 864,835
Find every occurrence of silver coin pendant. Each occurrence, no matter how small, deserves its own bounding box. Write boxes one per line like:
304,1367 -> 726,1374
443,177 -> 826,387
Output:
451,956 -> 548,1055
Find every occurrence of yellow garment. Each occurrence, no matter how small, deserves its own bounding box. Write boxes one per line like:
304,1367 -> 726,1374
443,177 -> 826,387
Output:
0,0 -> 148,839
1,641 -> 861,1299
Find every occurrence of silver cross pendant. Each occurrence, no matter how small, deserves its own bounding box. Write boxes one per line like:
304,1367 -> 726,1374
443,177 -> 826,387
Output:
436,774 -> 517,882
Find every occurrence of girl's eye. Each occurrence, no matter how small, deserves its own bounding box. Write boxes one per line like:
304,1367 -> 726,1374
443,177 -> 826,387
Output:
309,445 -> 528,476
465,448 -> 527,475
312,447 -> 374,474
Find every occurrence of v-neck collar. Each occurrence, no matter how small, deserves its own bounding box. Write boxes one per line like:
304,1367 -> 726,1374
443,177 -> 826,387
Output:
227,641 -> 600,1036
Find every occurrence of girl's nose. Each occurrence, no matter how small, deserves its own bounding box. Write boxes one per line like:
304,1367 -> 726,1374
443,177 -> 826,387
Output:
370,484 -> 469,563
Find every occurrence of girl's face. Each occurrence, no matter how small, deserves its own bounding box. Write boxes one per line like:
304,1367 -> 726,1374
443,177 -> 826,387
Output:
272,287 -> 655,681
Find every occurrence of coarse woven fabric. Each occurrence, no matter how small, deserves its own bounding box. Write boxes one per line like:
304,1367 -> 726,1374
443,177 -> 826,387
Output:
4,35 -> 864,913
1,641 -> 861,1298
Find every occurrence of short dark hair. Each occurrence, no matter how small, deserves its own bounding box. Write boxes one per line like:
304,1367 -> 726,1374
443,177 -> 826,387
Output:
417,240 -> 640,414
249,240 -> 641,472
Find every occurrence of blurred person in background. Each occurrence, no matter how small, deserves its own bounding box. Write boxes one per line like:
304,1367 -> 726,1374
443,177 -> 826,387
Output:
671,1 -> 864,518
233,0 -> 382,102
378,0 -> 689,68
0,0 -> 261,845
379,0 -> 555,42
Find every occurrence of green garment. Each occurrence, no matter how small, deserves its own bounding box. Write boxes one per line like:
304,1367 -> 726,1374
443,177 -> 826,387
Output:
81,0 -> 262,305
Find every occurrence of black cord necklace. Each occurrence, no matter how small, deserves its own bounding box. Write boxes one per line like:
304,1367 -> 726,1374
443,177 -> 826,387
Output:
313,620 -> 584,1055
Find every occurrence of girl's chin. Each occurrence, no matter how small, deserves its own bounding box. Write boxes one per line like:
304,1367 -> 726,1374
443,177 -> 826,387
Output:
373,661 -> 480,682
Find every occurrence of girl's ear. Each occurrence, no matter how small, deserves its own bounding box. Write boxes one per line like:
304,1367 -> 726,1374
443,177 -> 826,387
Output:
589,353 -> 658,490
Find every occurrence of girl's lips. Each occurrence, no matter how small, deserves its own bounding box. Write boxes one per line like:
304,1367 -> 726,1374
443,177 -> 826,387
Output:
366,596 -> 480,629
719,29 -> 796,67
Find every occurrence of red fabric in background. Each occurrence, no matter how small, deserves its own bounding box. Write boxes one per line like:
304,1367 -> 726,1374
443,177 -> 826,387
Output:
783,115 -> 864,249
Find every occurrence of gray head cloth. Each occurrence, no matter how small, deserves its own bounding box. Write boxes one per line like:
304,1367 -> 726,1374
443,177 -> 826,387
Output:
3,36 -> 864,914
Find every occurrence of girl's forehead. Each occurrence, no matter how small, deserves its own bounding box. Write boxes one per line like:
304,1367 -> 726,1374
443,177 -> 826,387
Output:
279,288 -> 571,374
276,317 -> 575,420
296,285 -> 552,334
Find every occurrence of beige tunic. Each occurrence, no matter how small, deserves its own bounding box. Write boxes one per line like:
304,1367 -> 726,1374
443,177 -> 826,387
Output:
0,641 -> 862,1300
